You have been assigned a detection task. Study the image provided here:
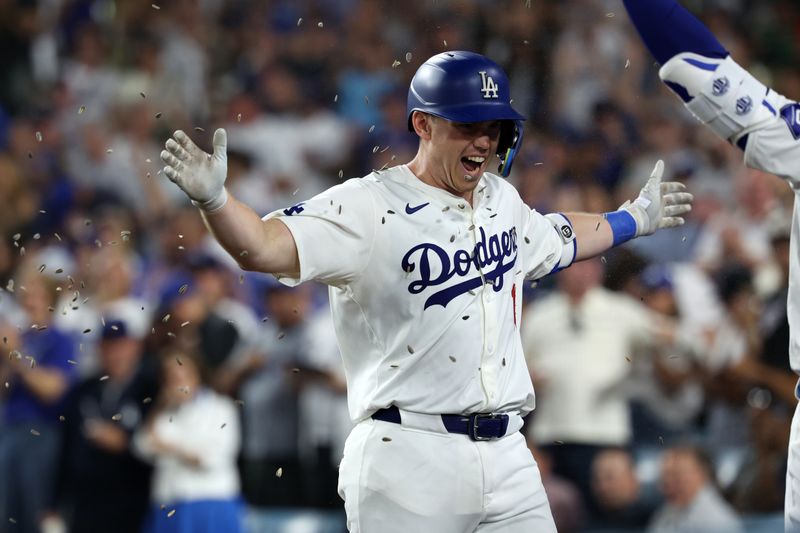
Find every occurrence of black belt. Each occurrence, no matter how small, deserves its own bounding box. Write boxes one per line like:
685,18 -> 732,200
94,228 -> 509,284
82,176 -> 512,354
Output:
372,406 -> 510,441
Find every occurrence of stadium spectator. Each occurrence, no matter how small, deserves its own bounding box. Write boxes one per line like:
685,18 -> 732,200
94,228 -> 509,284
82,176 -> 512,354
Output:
0,260 -> 78,533
133,349 -> 243,533
588,447 -> 657,531
50,304 -> 156,533
647,444 -> 743,533
522,257 -> 676,508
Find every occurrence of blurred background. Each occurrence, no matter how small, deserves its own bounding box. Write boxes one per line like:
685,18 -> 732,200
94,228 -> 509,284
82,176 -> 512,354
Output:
0,0 -> 799,531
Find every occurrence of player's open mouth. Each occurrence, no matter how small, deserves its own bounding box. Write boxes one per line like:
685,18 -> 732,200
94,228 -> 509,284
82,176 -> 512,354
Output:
461,155 -> 485,174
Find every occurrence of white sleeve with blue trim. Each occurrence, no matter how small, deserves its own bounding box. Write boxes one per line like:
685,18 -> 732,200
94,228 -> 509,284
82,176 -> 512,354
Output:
520,208 -> 575,281
264,178 -> 377,287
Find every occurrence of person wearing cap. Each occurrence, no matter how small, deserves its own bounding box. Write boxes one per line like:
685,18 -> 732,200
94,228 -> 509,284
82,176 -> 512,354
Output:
627,263 -> 704,446
48,307 -> 157,533
186,252 -> 259,372
160,51 -> 693,531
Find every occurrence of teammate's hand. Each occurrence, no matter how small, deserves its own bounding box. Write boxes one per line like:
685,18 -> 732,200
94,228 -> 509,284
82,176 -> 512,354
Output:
161,128 -> 229,212
621,160 -> 694,237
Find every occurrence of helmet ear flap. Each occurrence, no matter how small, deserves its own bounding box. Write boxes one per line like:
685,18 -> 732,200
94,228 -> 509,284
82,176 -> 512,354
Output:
497,120 -> 524,177
497,121 -> 516,154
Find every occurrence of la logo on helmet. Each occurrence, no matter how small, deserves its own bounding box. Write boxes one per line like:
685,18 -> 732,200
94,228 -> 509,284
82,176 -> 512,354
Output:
479,71 -> 499,99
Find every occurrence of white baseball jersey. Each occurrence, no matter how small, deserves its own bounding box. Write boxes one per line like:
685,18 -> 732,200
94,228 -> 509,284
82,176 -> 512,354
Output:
727,78 -> 800,530
742,99 -> 800,373
266,164 -> 575,422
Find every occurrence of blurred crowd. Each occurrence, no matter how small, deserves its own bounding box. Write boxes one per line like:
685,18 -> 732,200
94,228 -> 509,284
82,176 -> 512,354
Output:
1,0 -> 800,531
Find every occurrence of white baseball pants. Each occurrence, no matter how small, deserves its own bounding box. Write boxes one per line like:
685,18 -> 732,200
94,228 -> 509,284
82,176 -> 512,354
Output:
786,382 -> 800,532
337,413 -> 555,532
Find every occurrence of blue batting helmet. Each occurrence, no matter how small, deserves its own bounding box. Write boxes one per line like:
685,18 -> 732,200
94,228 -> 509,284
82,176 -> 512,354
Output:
407,51 -> 525,177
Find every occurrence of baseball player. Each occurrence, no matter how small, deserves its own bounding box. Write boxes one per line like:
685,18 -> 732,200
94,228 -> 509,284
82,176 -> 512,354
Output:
619,1 -> 800,530
160,51 -> 692,532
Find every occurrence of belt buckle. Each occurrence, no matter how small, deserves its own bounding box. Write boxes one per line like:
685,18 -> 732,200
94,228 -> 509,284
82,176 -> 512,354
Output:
468,413 -> 501,441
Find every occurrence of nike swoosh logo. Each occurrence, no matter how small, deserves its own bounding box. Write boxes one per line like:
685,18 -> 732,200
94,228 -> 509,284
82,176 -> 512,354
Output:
405,202 -> 430,215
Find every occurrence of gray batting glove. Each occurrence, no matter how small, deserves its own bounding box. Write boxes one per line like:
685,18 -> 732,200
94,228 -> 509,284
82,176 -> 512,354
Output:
621,160 -> 694,237
161,128 -> 229,212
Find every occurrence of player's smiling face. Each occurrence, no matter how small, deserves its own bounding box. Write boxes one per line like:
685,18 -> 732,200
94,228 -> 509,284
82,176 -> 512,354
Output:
408,113 -> 502,201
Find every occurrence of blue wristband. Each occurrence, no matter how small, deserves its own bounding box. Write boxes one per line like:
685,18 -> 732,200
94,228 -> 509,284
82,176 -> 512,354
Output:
604,210 -> 638,246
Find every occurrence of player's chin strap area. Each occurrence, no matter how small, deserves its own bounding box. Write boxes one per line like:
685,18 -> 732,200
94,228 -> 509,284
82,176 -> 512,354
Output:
372,406 -> 523,441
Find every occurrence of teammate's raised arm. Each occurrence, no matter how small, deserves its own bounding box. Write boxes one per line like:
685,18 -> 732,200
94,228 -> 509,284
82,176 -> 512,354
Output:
160,128 -> 299,277
621,1 -> 800,530
622,0 -> 800,184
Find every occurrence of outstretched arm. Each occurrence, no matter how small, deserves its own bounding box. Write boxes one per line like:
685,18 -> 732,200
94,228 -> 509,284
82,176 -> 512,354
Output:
556,160 -> 693,262
160,129 -> 299,276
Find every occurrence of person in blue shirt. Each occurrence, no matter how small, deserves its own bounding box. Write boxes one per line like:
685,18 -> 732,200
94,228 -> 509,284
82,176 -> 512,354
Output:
0,266 -> 78,533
